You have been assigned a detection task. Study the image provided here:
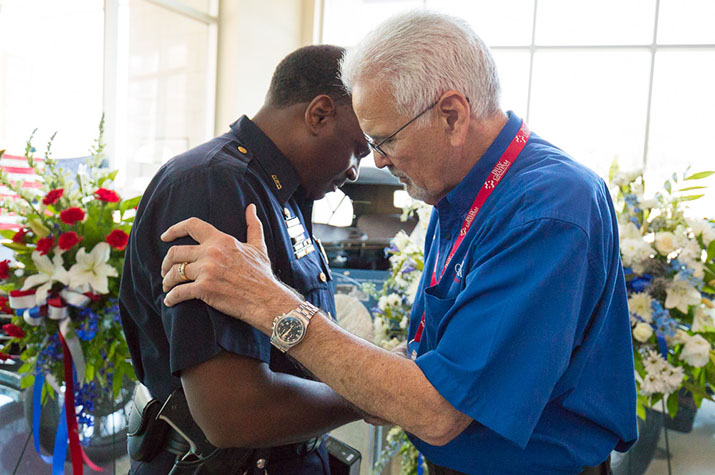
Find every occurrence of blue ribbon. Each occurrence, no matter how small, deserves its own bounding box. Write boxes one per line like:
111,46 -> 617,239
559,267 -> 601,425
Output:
656,331 -> 668,359
32,373 -> 53,464
53,402 -> 69,475
417,452 -> 424,475
32,372 -> 69,475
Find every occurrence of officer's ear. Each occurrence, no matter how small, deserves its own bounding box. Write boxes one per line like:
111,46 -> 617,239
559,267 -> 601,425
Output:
304,95 -> 336,135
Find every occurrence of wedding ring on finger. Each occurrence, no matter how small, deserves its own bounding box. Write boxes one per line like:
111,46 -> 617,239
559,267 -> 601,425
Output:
178,261 -> 190,282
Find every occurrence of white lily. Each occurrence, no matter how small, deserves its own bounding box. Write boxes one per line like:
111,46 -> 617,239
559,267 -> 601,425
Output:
665,273 -> 702,313
22,251 -> 70,305
67,242 -> 118,294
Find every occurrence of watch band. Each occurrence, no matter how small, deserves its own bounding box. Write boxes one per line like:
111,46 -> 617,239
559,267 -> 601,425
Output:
293,300 -> 319,322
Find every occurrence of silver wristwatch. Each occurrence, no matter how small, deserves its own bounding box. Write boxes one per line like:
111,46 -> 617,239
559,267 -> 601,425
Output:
270,301 -> 320,353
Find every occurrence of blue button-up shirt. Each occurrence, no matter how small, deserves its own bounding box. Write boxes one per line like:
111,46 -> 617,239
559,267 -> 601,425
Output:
408,112 -> 638,474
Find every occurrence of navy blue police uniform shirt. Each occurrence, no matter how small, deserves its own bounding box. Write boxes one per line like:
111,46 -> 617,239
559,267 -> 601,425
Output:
119,115 -> 335,410
407,112 -> 638,474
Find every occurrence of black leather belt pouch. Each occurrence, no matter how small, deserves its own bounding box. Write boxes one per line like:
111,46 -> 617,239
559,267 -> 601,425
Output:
127,395 -> 169,461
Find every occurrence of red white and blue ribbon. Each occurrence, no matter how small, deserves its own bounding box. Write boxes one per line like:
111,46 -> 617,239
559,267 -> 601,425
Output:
10,286 -> 104,474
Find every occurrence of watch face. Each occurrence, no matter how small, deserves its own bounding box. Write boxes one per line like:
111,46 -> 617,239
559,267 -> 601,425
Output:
275,315 -> 305,344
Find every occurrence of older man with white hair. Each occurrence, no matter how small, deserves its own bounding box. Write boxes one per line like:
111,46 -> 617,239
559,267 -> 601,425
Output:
159,11 -> 638,474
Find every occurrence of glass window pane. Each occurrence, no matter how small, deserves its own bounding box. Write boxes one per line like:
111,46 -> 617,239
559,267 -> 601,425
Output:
115,0 -> 214,196
645,50 -> 715,217
491,50 -> 531,117
529,50 -> 651,178
426,0 -> 534,47
535,0 -> 656,45
657,0 -> 715,44
0,0 -> 103,157
179,0 -> 215,15
322,0 -> 422,46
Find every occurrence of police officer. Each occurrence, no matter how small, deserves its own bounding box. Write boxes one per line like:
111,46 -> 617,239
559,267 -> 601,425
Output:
119,45 -> 370,474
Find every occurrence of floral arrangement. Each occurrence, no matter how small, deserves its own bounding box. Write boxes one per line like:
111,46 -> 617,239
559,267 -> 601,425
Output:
609,164 -> 715,419
365,200 -> 430,475
0,119 -> 139,453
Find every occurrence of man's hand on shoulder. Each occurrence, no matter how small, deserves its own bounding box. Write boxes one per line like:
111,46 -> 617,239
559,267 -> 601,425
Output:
160,205 -> 299,334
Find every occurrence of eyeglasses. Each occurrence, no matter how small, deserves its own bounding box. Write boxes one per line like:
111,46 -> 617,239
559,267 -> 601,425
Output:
364,99 -> 440,157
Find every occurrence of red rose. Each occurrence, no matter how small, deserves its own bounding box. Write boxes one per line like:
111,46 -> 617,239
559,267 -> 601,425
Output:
0,352 -> 11,361
58,231 -> 83,250
0,296 -> 11,314
12,228 -> 28,244
42,188 -> 64,206
94,188 -> 120,203
106,229 -> 129,251
0,260 -> 9,279
2,323 -> 25,339
60,207 -> 86,225
36,236 -> 55,255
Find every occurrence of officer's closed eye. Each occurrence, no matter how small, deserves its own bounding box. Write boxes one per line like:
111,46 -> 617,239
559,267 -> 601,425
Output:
356,142 -> 371,160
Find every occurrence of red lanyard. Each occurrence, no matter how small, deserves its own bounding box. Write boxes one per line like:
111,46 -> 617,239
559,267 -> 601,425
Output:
412,120 -> 531,349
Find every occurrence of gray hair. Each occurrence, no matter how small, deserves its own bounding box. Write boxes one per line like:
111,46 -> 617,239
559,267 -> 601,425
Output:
340,10 -> 501,123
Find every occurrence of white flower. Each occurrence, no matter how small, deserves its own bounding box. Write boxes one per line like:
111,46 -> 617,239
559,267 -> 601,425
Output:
620,237 -> 652,270
373,317 -> 387,346
681,334 -> 711,368
679,239 -> 704,262
628,292 -> 654,323
640,198 -> 660,209
678,239 -> 705,279
692,306 -> 715,333
416,204 -> 432,232
633,322 -> 654,342
619,222 -> 642,240
382,337 -> 402,351
404,242 -> 421,255
665,274 -> 702,313
631,181 -> 644,197
377,293 -> 401,311
611,173 -> 628,187
654,231 -> 678,255
399,316 -> 408,329
21,251 -> 70,305
640,350 -> 684,396
67,242 -> 118,294
688,218 -> 715,246
392,231 -> 411,252
663,365 -> 685,390
406,277 -> 420,305
393,272 -> 409,289
643,349 -> 666,373
671,329 -> 692,345
626,169 -> 643,181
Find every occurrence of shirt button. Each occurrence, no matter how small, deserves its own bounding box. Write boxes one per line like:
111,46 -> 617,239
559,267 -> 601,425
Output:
444,232 -> 451,240
237,145 -> 247,154
319,272 -> 327,282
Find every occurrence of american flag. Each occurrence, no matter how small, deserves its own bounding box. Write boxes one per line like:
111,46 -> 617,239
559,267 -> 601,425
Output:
0,153 -> 43,230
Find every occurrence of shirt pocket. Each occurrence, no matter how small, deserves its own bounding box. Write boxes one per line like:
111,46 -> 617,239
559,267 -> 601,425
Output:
288,252 -> 335,317
421,285 -> 457,347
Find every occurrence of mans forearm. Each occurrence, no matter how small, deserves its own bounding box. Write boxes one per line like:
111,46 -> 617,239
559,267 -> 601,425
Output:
181,351 -> 362,448
242,372 -> 361,447
275,305 -> 470,446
